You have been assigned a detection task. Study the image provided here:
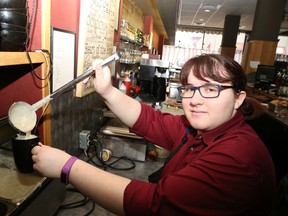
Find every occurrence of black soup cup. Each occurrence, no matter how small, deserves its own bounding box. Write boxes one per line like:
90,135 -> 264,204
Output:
11,135 -> 39,173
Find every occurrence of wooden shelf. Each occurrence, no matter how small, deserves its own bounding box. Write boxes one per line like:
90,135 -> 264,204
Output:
0,51 -> 51,91
0,52 -> 48,66
120,35 -> 144,47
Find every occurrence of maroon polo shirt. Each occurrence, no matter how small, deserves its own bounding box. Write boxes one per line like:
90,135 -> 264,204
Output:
124,104 -> 276,216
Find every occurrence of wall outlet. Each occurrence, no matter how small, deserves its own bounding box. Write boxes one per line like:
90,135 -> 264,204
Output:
79,130 -> 90,150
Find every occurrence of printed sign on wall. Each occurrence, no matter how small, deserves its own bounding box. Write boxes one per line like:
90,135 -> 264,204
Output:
76,0 -> 118,97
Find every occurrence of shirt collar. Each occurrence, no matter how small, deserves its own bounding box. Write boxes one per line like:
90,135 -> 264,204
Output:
200,111 -> 245,146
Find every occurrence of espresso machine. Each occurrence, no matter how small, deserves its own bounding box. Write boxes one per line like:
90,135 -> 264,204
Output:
139,58 -> 169,102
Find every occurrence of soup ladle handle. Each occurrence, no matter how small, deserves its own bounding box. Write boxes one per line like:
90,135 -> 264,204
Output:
31,52 -> 121,111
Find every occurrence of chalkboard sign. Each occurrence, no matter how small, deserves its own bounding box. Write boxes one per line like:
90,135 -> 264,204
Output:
76,0 -> 118,97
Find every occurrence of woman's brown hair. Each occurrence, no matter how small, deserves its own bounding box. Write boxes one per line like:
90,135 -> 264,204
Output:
180,54 -> 247,92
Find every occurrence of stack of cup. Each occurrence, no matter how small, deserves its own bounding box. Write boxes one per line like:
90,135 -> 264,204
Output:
0,0 -> 28,51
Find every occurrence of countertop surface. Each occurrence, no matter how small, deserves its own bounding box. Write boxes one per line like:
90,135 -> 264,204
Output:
0,149 -> 45,203
0,148 -> 46,216
269,111 -> 288,127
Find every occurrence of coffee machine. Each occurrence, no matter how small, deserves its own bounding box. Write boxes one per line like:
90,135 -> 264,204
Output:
139,59 -> 169,102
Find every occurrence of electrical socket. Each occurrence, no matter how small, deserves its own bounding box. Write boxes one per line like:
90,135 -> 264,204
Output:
79,130 -> 90,150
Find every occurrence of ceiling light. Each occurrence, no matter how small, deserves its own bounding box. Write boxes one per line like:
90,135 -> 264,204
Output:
201,4 -> 217,12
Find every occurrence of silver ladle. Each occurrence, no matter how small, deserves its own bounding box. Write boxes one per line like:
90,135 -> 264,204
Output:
8,52 -> 120,134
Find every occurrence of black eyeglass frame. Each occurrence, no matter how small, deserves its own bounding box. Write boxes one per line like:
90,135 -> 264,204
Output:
179,83 -> 236,99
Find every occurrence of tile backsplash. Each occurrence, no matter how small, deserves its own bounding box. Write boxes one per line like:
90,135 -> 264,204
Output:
51,90 -> 105,155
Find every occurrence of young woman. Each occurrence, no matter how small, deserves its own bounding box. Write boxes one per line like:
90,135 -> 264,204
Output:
32,54 -> 276,215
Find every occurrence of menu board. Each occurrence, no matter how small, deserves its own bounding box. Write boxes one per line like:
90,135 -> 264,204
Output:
75,0 -> 118,97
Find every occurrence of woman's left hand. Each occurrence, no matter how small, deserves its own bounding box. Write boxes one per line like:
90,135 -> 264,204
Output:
32,144 -> 71,178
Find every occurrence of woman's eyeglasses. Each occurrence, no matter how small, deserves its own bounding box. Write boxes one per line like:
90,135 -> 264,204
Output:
179,83 -> 236,99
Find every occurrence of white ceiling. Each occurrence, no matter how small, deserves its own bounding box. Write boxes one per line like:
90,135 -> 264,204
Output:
178,0 -> 257,31
133,0 -> 288,45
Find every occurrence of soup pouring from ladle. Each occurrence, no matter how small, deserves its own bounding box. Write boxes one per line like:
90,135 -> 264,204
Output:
8,52 -> 121,135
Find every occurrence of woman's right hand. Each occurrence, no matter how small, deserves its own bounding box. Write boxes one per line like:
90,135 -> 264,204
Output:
91,60 -> 142,128
92,59 -> 115,99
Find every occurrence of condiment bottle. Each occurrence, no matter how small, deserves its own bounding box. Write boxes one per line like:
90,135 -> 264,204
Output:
123,76 -> 131,96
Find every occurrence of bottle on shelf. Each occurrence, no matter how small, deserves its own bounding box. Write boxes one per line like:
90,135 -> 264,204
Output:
131,71 -> 137,86
123,76 -> 131,96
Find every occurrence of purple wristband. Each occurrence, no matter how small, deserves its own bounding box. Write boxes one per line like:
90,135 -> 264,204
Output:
60,156 -> 78,184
